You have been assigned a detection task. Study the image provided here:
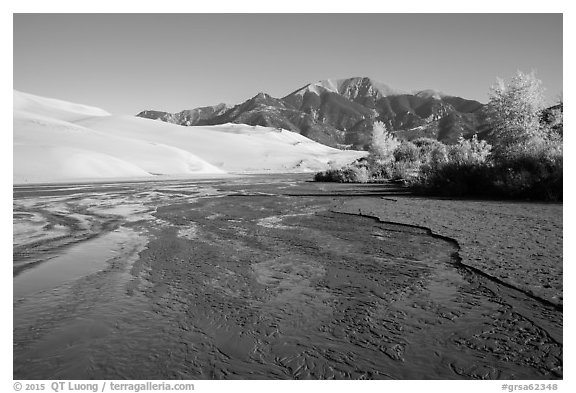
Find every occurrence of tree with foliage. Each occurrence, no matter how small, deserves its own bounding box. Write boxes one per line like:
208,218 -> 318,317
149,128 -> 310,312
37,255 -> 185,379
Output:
314,70 -> 561,200
487,70 -> 546,156
368,121 -> 399,161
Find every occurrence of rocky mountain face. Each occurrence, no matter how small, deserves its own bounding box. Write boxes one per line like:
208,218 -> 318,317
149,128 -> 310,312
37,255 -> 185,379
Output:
540,103 -> 563,136
138,102 -> 230,126
137,77 -> 489,149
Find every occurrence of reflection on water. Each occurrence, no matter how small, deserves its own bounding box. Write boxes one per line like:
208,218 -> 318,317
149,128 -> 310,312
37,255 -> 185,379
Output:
14,227 -> 144,299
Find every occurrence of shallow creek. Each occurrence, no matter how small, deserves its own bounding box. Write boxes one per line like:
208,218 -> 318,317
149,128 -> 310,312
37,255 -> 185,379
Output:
13,176 -> 562,379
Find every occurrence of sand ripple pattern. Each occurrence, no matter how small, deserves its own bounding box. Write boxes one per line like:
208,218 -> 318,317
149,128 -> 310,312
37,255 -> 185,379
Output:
13,175 -> 562,379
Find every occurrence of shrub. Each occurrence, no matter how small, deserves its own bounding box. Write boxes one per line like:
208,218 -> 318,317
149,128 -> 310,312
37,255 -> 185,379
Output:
313,169 -> 338,182
393,141 -> 420,163
447,135 -> 492,166
411,135 -> 562,201
412,137 -> 445,161
428,144 -> 449,168
313,165 -> 370,183
346,165 -> 370,183
490,136 -> 563,200
368,160 -> 392,181
412,161 -> 495,197
390,160 -> 420,181
315,125 -> 561,200
369,159 -> 419,182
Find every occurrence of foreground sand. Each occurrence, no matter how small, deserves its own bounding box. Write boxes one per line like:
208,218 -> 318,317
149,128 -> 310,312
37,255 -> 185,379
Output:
13,176 -> 562,379
336,197 -> 563,308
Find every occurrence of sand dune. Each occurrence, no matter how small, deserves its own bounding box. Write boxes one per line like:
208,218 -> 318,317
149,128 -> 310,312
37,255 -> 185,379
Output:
14,90 -> 110,121
13,91 -> 365,184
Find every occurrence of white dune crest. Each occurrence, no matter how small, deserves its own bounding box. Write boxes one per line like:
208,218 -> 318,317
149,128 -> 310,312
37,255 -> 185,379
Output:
14,90 -> 111,121
13,90 -> 366,184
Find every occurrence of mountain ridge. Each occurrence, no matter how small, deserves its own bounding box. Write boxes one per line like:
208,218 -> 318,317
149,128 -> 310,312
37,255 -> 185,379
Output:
137,77 -> 488,149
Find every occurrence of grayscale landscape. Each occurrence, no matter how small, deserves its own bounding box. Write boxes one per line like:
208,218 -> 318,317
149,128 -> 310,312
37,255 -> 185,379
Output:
12,176 -> 563,379
13,13 -> 563,381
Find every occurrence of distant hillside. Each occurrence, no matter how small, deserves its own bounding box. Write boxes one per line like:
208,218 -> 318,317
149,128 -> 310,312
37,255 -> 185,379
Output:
137,77 -> 489,149
137,102 -> 230,126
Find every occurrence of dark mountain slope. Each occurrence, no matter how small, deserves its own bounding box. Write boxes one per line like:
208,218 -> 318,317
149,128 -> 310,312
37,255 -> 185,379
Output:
136,77 -> 487,149
138,103 -> 230,126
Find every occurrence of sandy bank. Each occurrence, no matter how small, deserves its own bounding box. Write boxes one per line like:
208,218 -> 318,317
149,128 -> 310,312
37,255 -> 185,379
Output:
336,197 -> 563,307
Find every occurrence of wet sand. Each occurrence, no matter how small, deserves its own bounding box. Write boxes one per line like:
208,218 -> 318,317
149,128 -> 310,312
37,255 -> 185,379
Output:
13,175 -> 562,379
338,197 -> 563,308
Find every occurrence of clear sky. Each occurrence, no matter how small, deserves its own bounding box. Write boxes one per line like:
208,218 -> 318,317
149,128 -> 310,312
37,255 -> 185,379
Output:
13,13 -> 563,115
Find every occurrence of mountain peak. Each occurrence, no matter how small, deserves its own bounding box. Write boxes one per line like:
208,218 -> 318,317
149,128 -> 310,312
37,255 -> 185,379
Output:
246,92 -> 281,106
287,77 -> 405,100
136,77 -> 487,149
336,77 -> 404,100
414,89 -> 445,100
